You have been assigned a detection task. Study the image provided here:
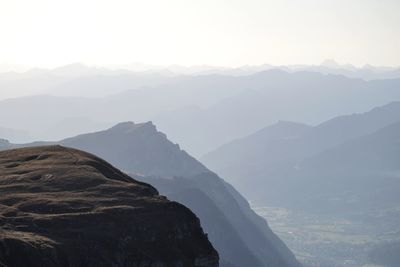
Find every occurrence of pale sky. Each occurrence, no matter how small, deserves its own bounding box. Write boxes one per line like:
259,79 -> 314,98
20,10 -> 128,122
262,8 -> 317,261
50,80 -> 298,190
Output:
0,0 -> 399,68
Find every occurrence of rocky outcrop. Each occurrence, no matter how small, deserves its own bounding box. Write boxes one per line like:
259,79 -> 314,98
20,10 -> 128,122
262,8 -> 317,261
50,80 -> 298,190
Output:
0,146 -> 218,267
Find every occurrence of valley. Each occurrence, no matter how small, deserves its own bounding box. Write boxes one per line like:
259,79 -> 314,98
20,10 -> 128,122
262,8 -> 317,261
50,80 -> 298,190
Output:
254,205 -> 400,267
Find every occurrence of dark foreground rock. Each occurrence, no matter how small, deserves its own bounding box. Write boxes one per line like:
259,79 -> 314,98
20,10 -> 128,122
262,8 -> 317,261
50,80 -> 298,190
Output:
0,146 -> 218,267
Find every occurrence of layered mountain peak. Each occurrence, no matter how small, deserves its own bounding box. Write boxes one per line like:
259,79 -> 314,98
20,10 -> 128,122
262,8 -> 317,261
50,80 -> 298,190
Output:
61,121 -> 209,177
0,145 -> 219,267
109,121 -> 156,133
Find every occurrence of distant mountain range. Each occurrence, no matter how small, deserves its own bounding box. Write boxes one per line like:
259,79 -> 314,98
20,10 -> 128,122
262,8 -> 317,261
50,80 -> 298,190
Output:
201,101 -> 400,213
0,122 -> 301,267
1,68 -> 400,156
2,60 -> 399,80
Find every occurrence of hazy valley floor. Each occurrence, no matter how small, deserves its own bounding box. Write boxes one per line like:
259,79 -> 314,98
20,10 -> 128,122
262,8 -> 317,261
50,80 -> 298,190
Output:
253,205 -> 400,267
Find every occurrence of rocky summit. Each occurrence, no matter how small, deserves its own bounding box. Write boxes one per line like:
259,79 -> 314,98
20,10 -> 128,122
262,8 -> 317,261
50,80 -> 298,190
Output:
0,146 -> 218,267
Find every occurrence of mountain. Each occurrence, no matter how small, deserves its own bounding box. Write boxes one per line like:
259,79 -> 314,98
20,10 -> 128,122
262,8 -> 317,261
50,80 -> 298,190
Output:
153,71 -> 400,156
59,122 -> 301,267
201,102 -> 400,266
286,62 -> 400,81
0,64 -> 171,99
1,122 -> 301,267
0,146 -> 218,267
1,70 -> 400,156
285,121 -> 400,212
201,121 -> 312,184
135,175 -> 264,267
136,173 -> 302,267
61,122 -> 209,177
45,71 -> 173,97
201,101 -> 400,209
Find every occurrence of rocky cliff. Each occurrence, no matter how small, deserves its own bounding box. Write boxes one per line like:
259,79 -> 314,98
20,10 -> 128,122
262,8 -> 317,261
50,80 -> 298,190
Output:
0,146 -> 218,267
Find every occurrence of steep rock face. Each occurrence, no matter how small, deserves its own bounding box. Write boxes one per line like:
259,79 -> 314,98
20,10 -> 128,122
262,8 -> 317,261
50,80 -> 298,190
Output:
133,175 -> 264,267
0,146 -> 218,267
135,174 -> 301,267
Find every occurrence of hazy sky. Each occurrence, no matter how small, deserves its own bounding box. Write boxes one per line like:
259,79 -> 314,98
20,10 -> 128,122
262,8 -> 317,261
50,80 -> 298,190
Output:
0,0 -> 399,68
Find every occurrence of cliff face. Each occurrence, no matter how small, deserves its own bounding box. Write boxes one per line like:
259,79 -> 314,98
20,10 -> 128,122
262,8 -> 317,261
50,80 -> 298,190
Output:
0,146 -> 219,267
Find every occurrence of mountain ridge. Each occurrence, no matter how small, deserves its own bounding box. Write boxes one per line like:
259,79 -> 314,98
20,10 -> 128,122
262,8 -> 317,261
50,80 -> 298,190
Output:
201,101 -> 400,209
